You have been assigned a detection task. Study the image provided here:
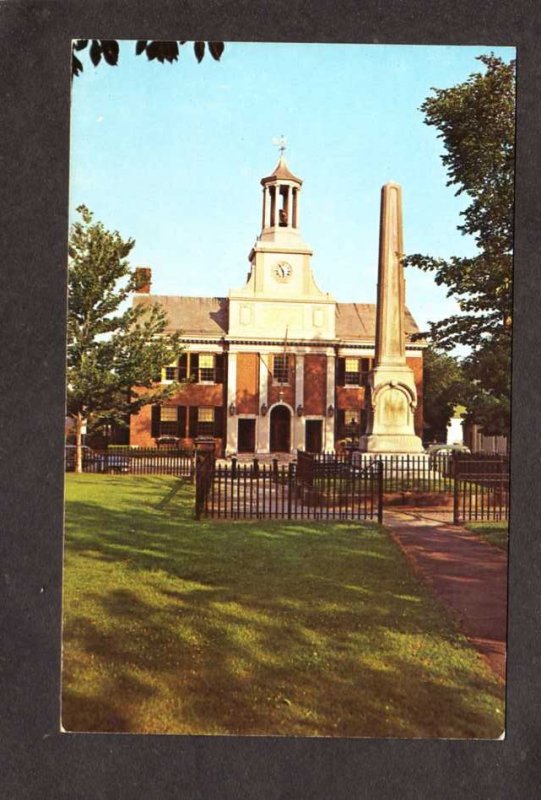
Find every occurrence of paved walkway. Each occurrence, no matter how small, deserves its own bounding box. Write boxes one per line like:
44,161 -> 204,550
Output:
384,508 -> 508,681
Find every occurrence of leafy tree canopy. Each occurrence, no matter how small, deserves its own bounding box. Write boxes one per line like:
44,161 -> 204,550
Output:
405,54 -> 515,435
72,39 -> 225,77
67,206 -> 183,467
422,347 -> 467,442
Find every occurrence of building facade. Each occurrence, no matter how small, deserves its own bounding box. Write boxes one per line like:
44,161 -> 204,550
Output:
129,157 -> 424,455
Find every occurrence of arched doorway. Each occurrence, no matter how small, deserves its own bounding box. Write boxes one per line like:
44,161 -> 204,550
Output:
270,404 -> 291,453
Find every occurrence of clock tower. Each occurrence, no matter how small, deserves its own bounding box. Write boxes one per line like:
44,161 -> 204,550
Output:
228,154 -> 336,341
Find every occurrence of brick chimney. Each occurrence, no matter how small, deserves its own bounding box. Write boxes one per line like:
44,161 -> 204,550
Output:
134,267 -> 152,293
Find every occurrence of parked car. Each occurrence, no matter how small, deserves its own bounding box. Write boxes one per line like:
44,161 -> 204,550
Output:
427,443 -> 471,473
156,435 -> 181,448
94,451 -> 131,474
65,445 -> 131,473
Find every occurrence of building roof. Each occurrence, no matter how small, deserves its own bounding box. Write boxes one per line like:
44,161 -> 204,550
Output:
261,156 -> 303,186
335,302 -> 420,340
134,294 -> 421,342
133,295 -> 229,336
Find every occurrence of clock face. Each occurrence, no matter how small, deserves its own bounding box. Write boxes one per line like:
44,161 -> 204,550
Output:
273,261 -> 292,281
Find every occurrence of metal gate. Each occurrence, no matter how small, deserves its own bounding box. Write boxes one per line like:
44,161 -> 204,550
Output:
452,456 -> 510,524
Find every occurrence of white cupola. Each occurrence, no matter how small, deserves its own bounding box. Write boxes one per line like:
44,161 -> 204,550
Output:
259,156 -> 303,244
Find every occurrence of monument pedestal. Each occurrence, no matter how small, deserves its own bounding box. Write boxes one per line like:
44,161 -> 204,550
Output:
361,365 -> 424,454
359,435 -> 424,454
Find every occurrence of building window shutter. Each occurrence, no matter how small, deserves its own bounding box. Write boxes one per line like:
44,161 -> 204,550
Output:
360,408 -> 368,434
151,405 -> 160,438
336,358 -> 345,387
190,354 -> 199,382
213,407 -> 224,437
177,406 -> 187,437
215,354 -> 225,384
188,406 -> 198,437
178,354 -> 188,381
336,408 -> 346,438
360,358 -> 371,386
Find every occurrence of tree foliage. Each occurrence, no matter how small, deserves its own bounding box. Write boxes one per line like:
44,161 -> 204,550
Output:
67,206 -> 182,469
72,39 -> 225,77
406,55 -> 515,435
422,347 -> 467,441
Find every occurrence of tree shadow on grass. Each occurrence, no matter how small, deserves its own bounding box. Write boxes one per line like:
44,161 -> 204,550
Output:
62,480 -> 504,737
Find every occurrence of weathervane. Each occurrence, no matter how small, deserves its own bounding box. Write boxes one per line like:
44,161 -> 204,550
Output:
272,134 -> 287,156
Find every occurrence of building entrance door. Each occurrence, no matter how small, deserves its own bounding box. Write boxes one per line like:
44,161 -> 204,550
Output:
238,419 -> 256,453
270,405 -> 291,452
305,420 -> 323,453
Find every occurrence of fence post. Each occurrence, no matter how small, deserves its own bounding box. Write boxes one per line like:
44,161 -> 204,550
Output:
287,463 -> 293,520
273,458 -> 278,481
453,472 -> 459,525
377,459 -> 384,523
195,452 -> 202,520
231,456 -> 237,478
253,457 -> 259,477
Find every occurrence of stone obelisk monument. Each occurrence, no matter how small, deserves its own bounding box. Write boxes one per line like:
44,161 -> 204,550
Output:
360,182 -> 424,453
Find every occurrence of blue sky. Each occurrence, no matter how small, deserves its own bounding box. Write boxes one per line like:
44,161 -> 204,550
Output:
70,42 -> 515,332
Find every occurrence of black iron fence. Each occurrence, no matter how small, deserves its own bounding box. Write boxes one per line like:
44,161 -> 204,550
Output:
453,456 -> 510,524
355,453 -> 455,493
195,451 -> 509,524
196,452 -> 383,522
65,446 -> 195,477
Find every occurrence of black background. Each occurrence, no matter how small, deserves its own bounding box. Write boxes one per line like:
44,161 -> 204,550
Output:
1,1 -> 539,797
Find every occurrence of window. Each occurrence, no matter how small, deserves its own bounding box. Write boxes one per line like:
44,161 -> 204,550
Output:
336,408 -> 364,441
345,357 -> 361,385
198,354 -> 215,383
197,406 -> 215,436
160,406 -> 178,436
161,362 -> 177,382
273,354 -> 289,384
184,353 -> 224,384
337,356 -> 373,387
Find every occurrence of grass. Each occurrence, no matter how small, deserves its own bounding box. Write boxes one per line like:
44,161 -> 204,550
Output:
313,476 -> 453,494
465,521 -> 509,551
62,474 -> 504,737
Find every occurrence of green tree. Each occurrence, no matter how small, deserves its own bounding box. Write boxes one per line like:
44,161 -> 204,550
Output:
67,206 -> 183,472
406,54 -> 515,435
422,347 -> 467,442
72,40 -> 224,77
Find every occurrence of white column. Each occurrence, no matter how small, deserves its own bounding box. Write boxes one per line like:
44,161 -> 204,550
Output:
263,186 -> 270,228
293,354 -> 305,452
256,353 -> 270,453
225,352 -> 237,455
324,353 -> 335,451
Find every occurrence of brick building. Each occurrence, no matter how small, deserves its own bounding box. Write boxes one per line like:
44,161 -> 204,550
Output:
130,157 -> 424,455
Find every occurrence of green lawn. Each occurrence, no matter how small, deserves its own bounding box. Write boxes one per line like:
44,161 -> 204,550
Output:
465,521 -> 509,551
62,474 -> 504,737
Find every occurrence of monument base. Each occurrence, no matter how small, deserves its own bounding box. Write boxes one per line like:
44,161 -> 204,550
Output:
359,433 -> 425,454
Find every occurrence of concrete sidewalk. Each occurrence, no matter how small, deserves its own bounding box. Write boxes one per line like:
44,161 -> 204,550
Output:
384,508 -> 508,681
